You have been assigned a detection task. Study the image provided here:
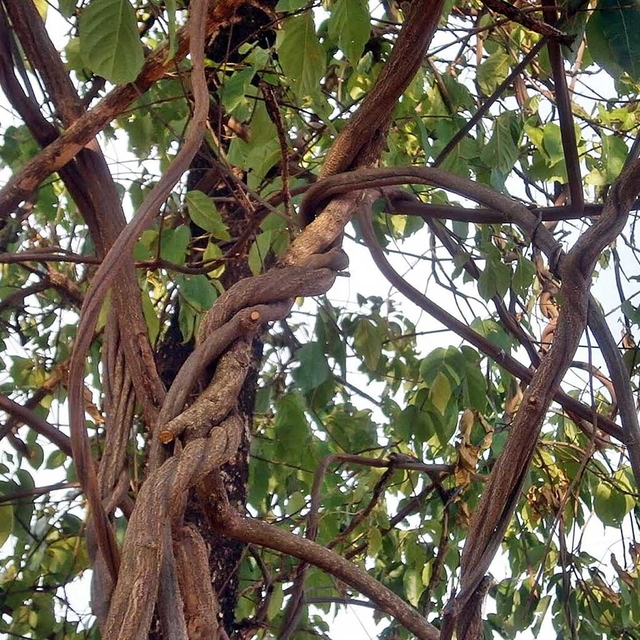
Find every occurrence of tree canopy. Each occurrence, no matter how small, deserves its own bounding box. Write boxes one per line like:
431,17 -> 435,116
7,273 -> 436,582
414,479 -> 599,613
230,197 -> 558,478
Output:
2,0 -> 640,638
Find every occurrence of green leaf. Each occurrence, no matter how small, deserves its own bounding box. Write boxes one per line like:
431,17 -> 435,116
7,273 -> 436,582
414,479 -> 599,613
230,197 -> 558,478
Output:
274,393 -> 310,458
293,343 -> 331,392
541,123 -> 565,165
462,360 -> 487,412
165,0 -> 177,58
141,291 -> 160,344
79,0 -> 144,84
266,583 -> 284,621
368,526 -> 382,557
419,346 -> 465,384
480,112 -> 521,174
478,258 -> 511,300
512,257 -> 535,296
46,450 -> 67,470
622,300 -> 640,324
587,0 -> 640,81
59,0 -> 77,18
277,14 -> 325,97
0,503 -> 13,549
601,134 -> 628,183
478,51 -> 510,95
176,274 -> 217,312
560,0 -> 590,62
159,225 -> 190,265
594,481 -> 633,526
403,567 -> 425,607
186,191 -> 231,240
429,371 -> 452,415
328,0 -> 370,64
248,230 -> 272,276
220,68 -> 255,117
276,0 -> 307,10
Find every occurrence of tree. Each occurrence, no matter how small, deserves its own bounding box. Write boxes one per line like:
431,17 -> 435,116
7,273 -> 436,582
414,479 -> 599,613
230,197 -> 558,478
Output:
2,0 -> 640,637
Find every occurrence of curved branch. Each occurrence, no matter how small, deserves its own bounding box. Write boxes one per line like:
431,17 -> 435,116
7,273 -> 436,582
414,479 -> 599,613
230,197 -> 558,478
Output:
103,415 -> 242,639
387,191 -> 629,223
67,0 -> 211,583
452,158 -> 640,634
358,203 -> 623,438
320,0 -> 446,178
214,510 -> 440,640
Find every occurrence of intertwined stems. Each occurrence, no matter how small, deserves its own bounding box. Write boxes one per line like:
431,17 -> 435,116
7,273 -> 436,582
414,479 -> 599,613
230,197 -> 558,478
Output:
66,0 -> 211,599
106,0 -> 448,636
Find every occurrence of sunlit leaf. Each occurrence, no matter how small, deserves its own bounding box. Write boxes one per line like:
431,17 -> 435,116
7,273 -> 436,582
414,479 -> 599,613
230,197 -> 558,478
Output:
0,504 -> 13,549
354,318 -> 382,370
430,371 -> 452,415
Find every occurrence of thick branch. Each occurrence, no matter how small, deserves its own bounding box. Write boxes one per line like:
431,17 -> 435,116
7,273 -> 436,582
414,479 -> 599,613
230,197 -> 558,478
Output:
320,0 -> 446,178
103,416 -> 242,639
452,158 -> 640,633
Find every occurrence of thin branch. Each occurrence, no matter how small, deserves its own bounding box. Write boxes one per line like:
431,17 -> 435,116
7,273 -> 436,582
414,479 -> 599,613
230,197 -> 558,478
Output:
432,40 -> 545,168
588,300 -> 640,488
0,481 -> 80,505
0,394 -> 72,455
481,0 -> 574,44
542,0 -> 584,211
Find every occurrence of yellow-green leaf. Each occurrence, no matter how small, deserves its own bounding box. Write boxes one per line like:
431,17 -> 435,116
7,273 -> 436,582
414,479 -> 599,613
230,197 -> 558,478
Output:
0,504 -> 13,549
430,371 -> 452,415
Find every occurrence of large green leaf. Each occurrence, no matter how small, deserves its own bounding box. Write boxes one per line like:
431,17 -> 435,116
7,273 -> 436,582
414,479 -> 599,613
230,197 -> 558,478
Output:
159,225 -> 190,265
274,393 -> 311,458
176,274 -> 217,312
293,342 -> 331,392
429,371 -> 452,415
593,480 -> 633,526
79,0 -> 144,84
328,0 -> 370,64
587,0 -> 640,80
276,13 -> 325,97
354,317 -> 382,370
477,51 -> 510,95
